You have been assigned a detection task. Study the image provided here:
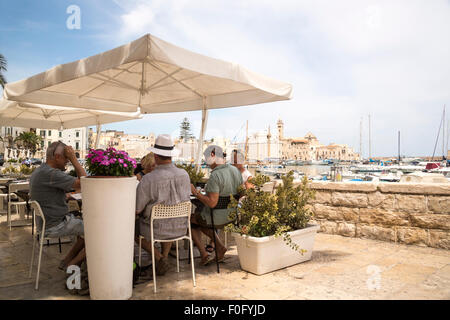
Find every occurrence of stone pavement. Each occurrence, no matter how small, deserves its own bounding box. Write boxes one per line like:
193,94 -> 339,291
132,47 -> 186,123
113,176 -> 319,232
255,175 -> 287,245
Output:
0,216 -> 449,300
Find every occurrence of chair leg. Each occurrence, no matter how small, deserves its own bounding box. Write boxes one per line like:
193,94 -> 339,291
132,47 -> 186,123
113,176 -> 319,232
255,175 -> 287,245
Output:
189,237 -> 196,287
224,230 -> 228,249
58,238 -> 62,253
176,240 -> 179,273
138,236 -> 142,268
151,240 -> 157,294
8,203 -> 11,231
29,236 -> 37,278
210,212 -> 220,273
35,238 -> 45,290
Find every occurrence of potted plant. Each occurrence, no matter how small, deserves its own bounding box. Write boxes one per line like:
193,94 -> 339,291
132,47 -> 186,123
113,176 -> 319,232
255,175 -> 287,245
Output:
226,171 -> 319,275
81,148 -> 137,300
176,163 -> 206,187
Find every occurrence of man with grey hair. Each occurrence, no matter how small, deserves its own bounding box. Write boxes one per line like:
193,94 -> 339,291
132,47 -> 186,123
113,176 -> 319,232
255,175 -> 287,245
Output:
190,145 -> 243,266
30,141 -> 87,271
231,149 -> 254,189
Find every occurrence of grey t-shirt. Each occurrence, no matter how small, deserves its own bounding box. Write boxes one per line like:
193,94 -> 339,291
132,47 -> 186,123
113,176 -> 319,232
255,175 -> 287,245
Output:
30,163 -> 76,228
201,164 -> 243,226
136,163 -> 191,240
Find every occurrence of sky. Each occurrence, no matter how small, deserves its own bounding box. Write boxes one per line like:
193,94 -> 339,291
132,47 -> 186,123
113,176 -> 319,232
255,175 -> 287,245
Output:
1,0 -> 450,157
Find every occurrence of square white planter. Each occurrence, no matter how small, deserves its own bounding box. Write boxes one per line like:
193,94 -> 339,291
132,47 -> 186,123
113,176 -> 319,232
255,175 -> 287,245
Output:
233,224 -> 320,275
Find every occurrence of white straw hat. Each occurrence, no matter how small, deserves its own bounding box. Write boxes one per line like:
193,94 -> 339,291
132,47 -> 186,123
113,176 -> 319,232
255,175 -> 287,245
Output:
147,134 -> 180,157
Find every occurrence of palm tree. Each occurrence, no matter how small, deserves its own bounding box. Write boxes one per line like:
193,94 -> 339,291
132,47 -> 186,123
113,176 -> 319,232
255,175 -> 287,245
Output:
14,131 -> 42,155
0,54 -> 7,89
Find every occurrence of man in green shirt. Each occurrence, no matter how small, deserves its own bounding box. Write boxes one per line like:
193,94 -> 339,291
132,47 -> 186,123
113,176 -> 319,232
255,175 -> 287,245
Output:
190,145 -> 243,266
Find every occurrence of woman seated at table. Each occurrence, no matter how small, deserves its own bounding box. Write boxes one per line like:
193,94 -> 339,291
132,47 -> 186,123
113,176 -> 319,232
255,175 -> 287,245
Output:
135,152 -> 156,181
190,145 -> 243,266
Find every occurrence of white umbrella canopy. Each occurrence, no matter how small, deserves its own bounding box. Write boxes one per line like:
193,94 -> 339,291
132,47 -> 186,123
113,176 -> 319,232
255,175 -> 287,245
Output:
0,99 -> 142,130
3,33 -> 292,163
3,34 -> 292,114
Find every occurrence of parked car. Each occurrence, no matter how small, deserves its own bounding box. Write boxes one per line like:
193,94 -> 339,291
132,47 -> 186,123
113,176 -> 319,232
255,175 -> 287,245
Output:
30,158 -> 42,165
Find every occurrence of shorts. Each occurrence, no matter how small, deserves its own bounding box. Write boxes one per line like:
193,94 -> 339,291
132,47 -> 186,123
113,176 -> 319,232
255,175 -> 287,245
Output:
191,212 -> 232,229
45,214 -> 84,238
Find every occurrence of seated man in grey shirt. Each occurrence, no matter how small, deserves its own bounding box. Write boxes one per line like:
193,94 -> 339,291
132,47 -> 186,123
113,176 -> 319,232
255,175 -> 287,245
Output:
135,134 -> 191,276
30,141 -> 87,270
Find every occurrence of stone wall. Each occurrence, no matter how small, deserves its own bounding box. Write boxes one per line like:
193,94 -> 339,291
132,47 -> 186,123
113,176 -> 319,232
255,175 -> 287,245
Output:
307,182 -> 450,250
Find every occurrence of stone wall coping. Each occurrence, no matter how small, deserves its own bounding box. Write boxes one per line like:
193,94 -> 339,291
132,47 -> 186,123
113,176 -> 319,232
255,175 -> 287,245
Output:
308,181 -> 450,195
377,183 -> 450,195
309,181 -> 378,192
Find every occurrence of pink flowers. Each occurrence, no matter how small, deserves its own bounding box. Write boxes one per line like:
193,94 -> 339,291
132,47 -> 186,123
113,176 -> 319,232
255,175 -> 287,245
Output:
85,147 -> 137,177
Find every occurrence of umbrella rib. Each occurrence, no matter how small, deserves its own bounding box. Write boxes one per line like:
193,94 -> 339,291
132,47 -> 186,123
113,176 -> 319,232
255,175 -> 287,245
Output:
145,73 -> 203,92
148,61 -> 203,98
78,61 -> 141,98
144,67 -> 182,92
89,74 -> 140,91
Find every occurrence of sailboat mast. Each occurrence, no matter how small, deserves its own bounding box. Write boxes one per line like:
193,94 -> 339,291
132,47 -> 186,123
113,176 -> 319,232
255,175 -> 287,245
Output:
368,114 -> 371,159
360,117 -> 363,160
443,105 -> 446,159
432,105 -> 445,160
445,120 -> 450,160
398,131 -> 401,163
245,120 -> 249,161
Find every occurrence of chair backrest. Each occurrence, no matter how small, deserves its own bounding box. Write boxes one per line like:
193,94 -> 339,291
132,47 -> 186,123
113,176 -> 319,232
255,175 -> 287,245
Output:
151,201 -> 192,220
29,200 -> 46,235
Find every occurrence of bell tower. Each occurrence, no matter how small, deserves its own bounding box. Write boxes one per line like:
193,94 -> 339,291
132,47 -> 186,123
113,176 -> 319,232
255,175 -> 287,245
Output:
277,119 -> 284,141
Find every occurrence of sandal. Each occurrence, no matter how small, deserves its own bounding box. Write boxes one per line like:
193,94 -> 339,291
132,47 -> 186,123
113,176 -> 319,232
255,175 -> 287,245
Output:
205,244 -> 215,253
156,257 -> 169,276
58,260 -> 67,271
200,254 -> 215,266
139,268 -> 153,280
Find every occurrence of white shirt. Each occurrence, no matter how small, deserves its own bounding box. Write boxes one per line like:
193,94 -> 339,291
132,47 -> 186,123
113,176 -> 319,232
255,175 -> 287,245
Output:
241,169 -> 252,183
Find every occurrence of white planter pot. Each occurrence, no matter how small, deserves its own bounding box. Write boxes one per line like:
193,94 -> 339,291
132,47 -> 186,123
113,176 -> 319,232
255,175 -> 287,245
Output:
81,176 -> 136,300
233,224 -> 320,275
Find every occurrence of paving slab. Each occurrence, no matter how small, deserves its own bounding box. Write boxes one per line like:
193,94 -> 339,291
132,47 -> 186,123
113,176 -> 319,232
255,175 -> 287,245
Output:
0,213 -> 449,300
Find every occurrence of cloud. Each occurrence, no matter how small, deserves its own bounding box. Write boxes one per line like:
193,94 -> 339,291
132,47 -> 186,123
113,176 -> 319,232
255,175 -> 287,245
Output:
104,0 -> 450,157
5,0 -> 449,157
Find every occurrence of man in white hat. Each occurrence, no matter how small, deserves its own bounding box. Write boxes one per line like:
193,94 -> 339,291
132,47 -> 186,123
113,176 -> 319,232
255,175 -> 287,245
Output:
135,134 -> 191,276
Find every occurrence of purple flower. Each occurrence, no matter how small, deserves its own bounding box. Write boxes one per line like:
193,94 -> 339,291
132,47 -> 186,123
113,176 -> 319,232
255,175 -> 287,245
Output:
118,159 -> 124,164
123,163 -> 128,167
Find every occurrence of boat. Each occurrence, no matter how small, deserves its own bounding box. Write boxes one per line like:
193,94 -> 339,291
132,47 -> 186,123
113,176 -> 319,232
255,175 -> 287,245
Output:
305,160 -> 329,165
256,165 -> 286,176
399,172 -> 448,183
349,164 -> 384,173
378,171 -> 403,182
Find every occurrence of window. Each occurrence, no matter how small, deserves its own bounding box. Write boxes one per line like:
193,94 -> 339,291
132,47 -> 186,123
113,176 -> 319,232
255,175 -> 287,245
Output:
76,131 -> 80,138
59,131 -> 62,138
40,130 -> 45,137
48,141 -> 51,147
48,130 -> 52,136
75,142 -> 79,150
